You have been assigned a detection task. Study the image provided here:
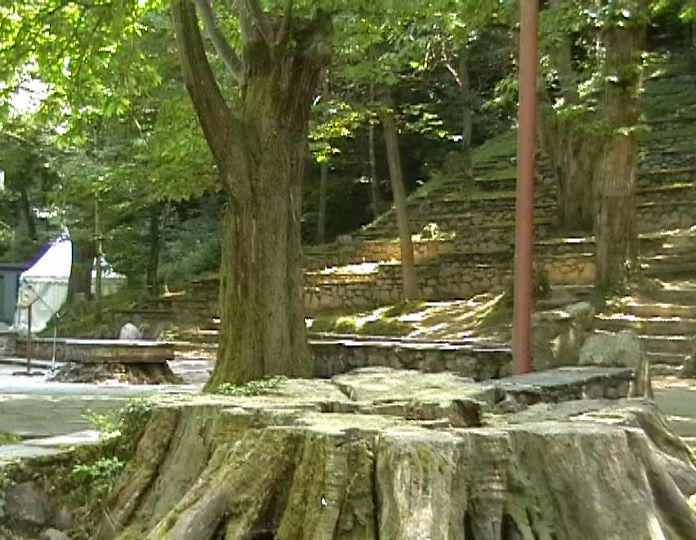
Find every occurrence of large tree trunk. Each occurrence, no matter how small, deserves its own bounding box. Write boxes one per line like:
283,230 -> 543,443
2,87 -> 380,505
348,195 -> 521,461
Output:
379,91 -> 419,301
594,3 -> 647,290
172,0 -> 327,386
213,136 -> 311,386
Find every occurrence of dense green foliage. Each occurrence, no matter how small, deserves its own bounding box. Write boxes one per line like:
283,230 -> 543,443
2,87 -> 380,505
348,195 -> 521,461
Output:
0,0 -> 693,293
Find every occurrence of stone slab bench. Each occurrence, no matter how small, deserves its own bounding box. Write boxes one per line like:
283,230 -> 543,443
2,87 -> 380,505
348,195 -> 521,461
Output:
494,366 -> 634,405
18,338 -> 174,364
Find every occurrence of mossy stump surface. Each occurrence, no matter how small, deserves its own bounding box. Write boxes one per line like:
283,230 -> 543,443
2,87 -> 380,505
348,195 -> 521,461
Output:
85,369 -> 696,538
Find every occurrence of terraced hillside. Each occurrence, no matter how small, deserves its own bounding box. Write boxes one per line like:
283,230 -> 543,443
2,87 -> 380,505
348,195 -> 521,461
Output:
157,51 -> 696,381
303,52 -> 696,316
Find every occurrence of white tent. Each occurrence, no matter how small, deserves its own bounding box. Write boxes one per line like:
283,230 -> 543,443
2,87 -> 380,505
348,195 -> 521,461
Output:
12,238 -> 126,332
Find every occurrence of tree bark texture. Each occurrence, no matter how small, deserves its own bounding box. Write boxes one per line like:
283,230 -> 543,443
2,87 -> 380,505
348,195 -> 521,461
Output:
316,75 -> 330,244
539,0 -> 595,232
458,45 -> 473,179
367,83 -> 384,220
538,105 -> 597,232
18,183 -> 36,240
594,3 -> 647,290
316,161 -> 328,244
96,372 -> 696,539
67,236 -> 95,303
146,203 -> 161,293
171,0 -> 330,385
380,91 -> 419,301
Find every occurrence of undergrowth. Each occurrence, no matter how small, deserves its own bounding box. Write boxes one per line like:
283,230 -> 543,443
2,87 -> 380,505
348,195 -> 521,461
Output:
215,376 -> 287,396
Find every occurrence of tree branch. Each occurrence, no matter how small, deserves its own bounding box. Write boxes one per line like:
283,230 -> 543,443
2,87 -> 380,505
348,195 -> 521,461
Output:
276,0 -> 294,45
242,0 -> 272,47
192,0 -> 244,84
171,0 -> 241,170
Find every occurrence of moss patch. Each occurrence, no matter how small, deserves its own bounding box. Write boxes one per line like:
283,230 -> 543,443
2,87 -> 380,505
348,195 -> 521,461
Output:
0,430 -> 18,445
310,310 -> 412,337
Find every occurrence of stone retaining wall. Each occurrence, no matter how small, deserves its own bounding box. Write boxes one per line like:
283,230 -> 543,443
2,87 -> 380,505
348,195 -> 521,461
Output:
312,338 -> 511,380
305,254 -> 595,312
637,202 -> 696,232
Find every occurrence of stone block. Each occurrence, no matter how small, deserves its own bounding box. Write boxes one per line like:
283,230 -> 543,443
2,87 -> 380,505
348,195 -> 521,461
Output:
6,481 -> 54,526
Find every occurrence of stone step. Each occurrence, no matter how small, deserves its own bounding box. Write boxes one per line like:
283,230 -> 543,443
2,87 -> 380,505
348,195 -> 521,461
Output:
642,260 -> 696,278
645,114 -> 696,129
357,216 -> 555,241
619,301 -> 696,319
645,284 -> 696,304
636,183 -> 696,203
639,165 -> 696,183
637,334 -> 691,354
176,329 -> 220,344
646,351 -> 687,367
651,364 -> 683,376
594,314 -> 696,335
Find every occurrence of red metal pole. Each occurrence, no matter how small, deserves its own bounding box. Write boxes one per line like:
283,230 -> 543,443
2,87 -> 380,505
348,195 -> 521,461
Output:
512,0 -> 539,375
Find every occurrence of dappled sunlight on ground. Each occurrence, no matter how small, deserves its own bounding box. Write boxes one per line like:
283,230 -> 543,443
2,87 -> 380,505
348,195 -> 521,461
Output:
308,291 -> 512,343
653,376 -> 696,391
318,262 -> 381,275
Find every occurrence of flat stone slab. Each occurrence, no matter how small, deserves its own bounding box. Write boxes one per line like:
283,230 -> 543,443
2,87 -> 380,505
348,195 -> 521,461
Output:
495,366 -> 634,403
23,430 -> 102,448
0,444 -> 67,464
332,366 -> 499,404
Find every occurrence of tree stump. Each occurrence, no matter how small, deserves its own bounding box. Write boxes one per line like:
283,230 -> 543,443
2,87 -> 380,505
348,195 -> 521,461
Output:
97,368 -> 696,539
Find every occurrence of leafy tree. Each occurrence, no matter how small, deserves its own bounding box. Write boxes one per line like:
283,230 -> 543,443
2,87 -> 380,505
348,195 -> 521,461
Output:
538,0 -> 650,289
0,128 -> 56,261
0,0 -> 512,386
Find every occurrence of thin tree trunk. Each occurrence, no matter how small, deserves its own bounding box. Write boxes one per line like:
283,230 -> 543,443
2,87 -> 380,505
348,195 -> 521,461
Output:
18,184 -> 36,240
539,0 -> 596,232
368,84 -> 383,219
94,199 -> 102,321
172,0 -> 328,386
458,45 -> 473,179
548,0 -> 578,104
316,161 -> 328,244
538,103 -> 597,231
147,203 -> 161,293
594,1 -> 647,290
379,90 -> 419,301
316,76 -> 329,244
367,123 -> 383,219
67,235 -> 95,303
